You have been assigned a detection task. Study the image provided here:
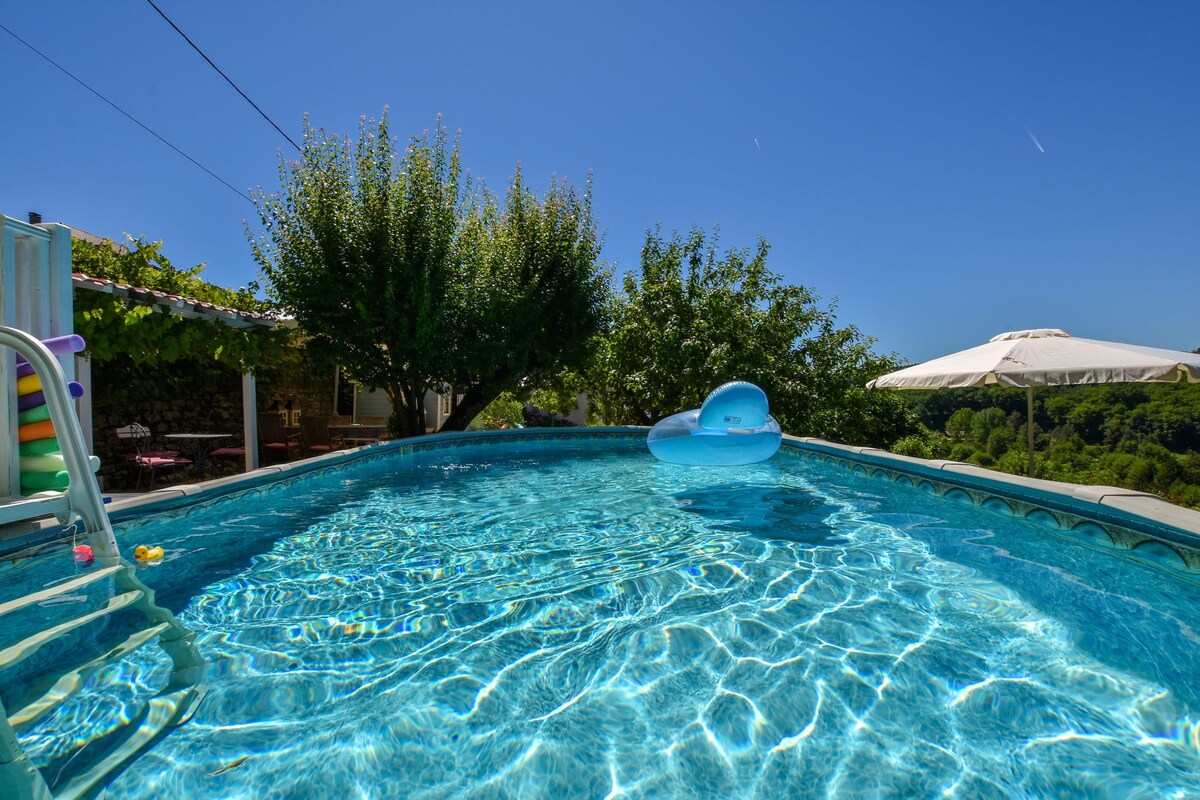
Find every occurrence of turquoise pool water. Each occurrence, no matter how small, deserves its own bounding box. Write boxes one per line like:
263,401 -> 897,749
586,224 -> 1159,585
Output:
9,437 -> 1200,798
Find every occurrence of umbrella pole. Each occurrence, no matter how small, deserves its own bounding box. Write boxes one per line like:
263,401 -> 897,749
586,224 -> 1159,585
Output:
1026,387 -> 1035,478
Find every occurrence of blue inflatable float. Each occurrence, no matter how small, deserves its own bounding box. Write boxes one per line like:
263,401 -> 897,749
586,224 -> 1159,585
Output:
647,381 -> 782,465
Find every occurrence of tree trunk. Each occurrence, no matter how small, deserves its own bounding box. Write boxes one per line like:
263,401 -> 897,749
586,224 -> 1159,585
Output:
437,384 -> 491,432
388,382 -> 424,438
412,383 -> 427,434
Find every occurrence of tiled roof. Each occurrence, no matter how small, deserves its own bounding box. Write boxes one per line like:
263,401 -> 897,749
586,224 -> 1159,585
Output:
68,226 -> 129,253
72,272 -> 283,330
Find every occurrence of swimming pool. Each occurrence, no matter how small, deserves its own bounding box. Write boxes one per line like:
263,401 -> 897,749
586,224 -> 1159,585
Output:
7,432 -> 1200,798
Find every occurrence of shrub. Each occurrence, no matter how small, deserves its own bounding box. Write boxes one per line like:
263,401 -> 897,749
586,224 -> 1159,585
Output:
468,392 -> 525,430
890,426 -> 950,460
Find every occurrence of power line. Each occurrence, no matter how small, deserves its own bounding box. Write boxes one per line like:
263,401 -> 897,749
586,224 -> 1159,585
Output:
145,0 -> 302,154
0,20 -> 252,204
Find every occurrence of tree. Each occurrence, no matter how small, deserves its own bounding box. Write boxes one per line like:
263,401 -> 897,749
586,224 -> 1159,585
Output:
899,382 -> 1200,508
437,167 -> 608,431
250,112 -> 460,437
249,111 -> 606,437
467,392 -> 525,430
588,227 -> 916,447
946,408 -> 975,440
970,407 -> 1008,444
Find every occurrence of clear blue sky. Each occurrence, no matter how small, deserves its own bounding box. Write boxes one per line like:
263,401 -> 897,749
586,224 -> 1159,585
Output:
2,2 -> 1197,362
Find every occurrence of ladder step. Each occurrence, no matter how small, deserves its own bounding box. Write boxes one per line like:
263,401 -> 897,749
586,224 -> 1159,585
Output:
0,565 -> 123,618
0,590 -> 142,672
50,684 -> 206,800
8,622 -> 172,731
0,494 -> 70,527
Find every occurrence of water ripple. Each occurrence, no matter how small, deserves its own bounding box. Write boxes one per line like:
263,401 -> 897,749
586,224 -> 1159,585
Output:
9,440 -> 1200,798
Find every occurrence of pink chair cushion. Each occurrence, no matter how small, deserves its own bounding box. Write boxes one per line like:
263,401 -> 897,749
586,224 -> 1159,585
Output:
135,456 -> 191,467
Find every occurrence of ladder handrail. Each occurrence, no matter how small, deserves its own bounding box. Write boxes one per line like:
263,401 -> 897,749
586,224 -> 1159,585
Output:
0,326 -> 207,798
0,326 -> 118,559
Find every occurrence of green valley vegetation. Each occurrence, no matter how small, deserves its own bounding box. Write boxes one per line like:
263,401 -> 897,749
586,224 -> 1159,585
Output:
249,111 -> 607,438
890,382 -> 1200,509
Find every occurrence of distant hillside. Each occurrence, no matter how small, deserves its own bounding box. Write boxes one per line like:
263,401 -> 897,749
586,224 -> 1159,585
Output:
891,382 -> 1200,510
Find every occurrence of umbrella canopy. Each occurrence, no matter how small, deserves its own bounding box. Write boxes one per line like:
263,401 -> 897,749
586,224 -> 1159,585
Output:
867,329 -> 1200,476
867,329 -> 1200,390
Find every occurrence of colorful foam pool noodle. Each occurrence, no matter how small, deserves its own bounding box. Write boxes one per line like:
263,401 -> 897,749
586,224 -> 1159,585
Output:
19,458 -> 95,497
18,383 -> 83,413
21,454 -> 67,472
16,373 -> 42,396
12,334 -> 89,496
17,405 -> 51,425
18,419 -> 56,442
13,334 -> 86,364
21,470 -> 69,492
19,438 -> 61,457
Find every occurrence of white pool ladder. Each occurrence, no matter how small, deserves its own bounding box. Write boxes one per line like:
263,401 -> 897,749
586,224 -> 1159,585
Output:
0,326 -> 206,800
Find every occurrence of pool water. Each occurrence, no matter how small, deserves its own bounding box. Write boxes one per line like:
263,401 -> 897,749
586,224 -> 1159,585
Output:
12,437 -> 1200,798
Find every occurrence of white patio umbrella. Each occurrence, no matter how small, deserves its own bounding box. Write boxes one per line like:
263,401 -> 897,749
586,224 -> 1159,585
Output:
867,329 -> 1200,476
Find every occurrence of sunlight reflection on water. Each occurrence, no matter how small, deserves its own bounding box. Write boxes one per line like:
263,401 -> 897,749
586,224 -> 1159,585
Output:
13,439 -> 1200,798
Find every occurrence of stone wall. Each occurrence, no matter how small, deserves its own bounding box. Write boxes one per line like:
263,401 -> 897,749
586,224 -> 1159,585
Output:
258,351 -> 336,430
92,347 -> 337,491
93,362 -> 246,490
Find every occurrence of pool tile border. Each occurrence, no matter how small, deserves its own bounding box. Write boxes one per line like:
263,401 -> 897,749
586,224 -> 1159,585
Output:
782,435 -> 1200,573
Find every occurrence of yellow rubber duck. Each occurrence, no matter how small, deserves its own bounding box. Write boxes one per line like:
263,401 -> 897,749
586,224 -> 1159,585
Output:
134,545 -> 164,562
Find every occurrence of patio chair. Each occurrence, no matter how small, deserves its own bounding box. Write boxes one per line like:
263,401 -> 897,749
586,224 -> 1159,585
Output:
209,443 -> 246,469
116,423 -> 192,490
257,413 -> 300,463
300,417 -> 343,457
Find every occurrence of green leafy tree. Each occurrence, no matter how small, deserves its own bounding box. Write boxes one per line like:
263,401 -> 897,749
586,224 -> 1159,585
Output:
946,408 -> 975,441
437,167 -> 608,431
467,392 -> 526,430
528,367 -> 590,418
250,112 -> 460,437
891,426 -> 952,460
74,235 -> 270,313
250,111 -> 606,437
898,382 -> 1200,508
970,407 -> 1008,445
986,427 -> 1017,459
589,227 -> 916,446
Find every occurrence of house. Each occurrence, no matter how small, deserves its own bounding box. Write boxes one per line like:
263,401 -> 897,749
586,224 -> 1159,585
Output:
334,367 -> 455,432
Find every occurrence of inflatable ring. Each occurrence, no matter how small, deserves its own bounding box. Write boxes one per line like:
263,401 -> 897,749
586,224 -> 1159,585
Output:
647,381 -> 782,466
